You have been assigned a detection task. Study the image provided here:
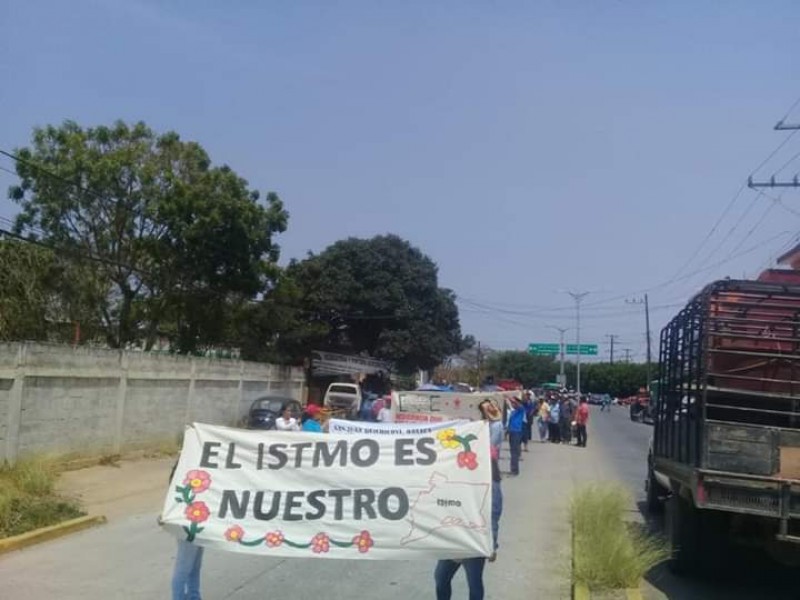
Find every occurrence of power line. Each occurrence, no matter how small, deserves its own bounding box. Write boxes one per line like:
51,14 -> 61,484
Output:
666,97 -> 800,286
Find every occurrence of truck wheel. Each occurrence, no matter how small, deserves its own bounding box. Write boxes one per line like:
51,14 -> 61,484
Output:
646,470 -> 666,514
666,494 -> 727,576
666,494 -> 700,575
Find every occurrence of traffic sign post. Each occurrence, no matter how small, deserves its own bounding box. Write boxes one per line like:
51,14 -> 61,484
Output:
528,343 -> 560,355
566,344 -> 598,356
528,343 -> 597,356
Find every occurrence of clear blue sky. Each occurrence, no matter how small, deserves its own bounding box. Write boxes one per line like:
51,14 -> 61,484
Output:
2,1 -> 799,359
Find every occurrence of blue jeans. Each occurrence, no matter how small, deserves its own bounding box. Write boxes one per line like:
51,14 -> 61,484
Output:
434,557 -> 486,600
492,480 -> 502,551
509,431 -> 523,475
172,540 -> 204,600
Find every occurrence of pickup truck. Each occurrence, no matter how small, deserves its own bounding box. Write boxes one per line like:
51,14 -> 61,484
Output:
647,278 -> 800,573
323,382 -> 362,419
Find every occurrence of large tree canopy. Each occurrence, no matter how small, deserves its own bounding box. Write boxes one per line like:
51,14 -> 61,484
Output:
485,351 -> 560,388
285,235 -> 467,372
0,239 -> 102,342
9,120 -> 288,351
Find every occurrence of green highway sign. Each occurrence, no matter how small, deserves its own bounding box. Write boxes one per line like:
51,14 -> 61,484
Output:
528,343 -> 598,356
566,344 -> 598,356
528,343 -> 560,355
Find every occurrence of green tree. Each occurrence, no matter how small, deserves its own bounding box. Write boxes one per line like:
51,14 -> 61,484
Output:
573,362 -> 650,397
0,239 -> 103,342
484,350 -> 560,388
286,235 -> 467,372
9,120 -> 288,351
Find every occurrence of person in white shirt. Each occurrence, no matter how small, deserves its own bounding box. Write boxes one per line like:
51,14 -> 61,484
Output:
377,397 -> 394,423
274,404 -> 300,431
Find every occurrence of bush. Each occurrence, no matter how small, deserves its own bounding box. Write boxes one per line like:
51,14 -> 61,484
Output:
571,483 -> 669,590
0,461 -> 84,538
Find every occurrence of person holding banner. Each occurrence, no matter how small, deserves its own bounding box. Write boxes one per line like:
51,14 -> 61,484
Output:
164,462 -> 205,600
434,453 -> 503,600
478,399 -> 504,458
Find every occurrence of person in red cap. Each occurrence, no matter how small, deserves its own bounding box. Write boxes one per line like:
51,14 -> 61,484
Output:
301,404 -> 324,432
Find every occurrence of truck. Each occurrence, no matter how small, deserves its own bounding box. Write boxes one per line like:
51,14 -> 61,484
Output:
629,387 -> 653,423
323,382 -> 362,419
647,277 -> 800,573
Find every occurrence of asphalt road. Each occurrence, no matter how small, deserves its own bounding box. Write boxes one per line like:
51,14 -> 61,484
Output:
1,409 -> 796,599
590,408 -> 797,600
0,431 -> 564,600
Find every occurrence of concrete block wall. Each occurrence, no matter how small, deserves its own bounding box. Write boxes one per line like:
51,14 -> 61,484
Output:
0,343 -> 305,464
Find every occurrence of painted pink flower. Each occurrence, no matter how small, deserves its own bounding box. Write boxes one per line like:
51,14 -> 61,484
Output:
352,530 -> 374,554
311,532 -> 330,554
184,501 -> 210,523
457,450 -> 478,470
183,470 -> 212,494
224,525 -> 245,542
265,531 -> 284,548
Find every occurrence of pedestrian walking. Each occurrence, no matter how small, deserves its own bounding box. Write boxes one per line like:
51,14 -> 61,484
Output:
522,391 -> 535,452
537,397 -> 550,442
576,397 -> 590,447
549,398 -> 561,443
559,396 -> 573,444
507,397 -> 525,475
434,453 -> 503,600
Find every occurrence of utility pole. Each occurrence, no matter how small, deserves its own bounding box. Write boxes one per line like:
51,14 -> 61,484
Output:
568,291 -> 590,395
749,119 -> 800,187
623,348 -> 632,363
605,334 -> 619,364
548,326 -> 569,388
627,294 -> 653,389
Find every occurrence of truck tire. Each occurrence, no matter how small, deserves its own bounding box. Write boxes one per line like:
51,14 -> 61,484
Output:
666,493 -> 727,576
666,494 -> 700,575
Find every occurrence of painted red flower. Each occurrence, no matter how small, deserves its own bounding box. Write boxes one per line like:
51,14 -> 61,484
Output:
457,450 -> 478,470
352,530 -> 374,554
311,532 -> 330,554
185,501 -> 210,523
183,470 -> 212,494
265,531 -> 284,548
224,525 -> 244,542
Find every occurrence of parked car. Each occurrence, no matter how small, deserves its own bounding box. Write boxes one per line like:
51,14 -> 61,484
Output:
323,382 -> 362,419
246,395 -> 302,430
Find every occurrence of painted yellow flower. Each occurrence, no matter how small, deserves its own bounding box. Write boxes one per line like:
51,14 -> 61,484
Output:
436,428 -> 460,449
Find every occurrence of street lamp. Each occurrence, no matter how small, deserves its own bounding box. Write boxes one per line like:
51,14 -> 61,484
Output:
567,291 -> 590,395
546,326 -> 570,388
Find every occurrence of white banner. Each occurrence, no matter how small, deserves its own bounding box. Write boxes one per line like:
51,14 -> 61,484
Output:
161,421 -> 492,560
328,419 -> 464,436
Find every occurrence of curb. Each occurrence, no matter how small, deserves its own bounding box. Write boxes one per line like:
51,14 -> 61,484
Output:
572,582 -> 643,599
0,515 -> 107,555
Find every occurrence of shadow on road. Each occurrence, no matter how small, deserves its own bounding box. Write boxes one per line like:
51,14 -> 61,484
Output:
633,501 -> 797,600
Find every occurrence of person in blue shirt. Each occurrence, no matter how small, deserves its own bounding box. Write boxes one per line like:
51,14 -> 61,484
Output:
301,404 -> 324,432
434,455 -> 503,600
506,397 -> 526,476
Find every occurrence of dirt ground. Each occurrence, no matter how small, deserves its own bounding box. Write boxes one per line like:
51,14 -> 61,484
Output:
56,456 -> 176,520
